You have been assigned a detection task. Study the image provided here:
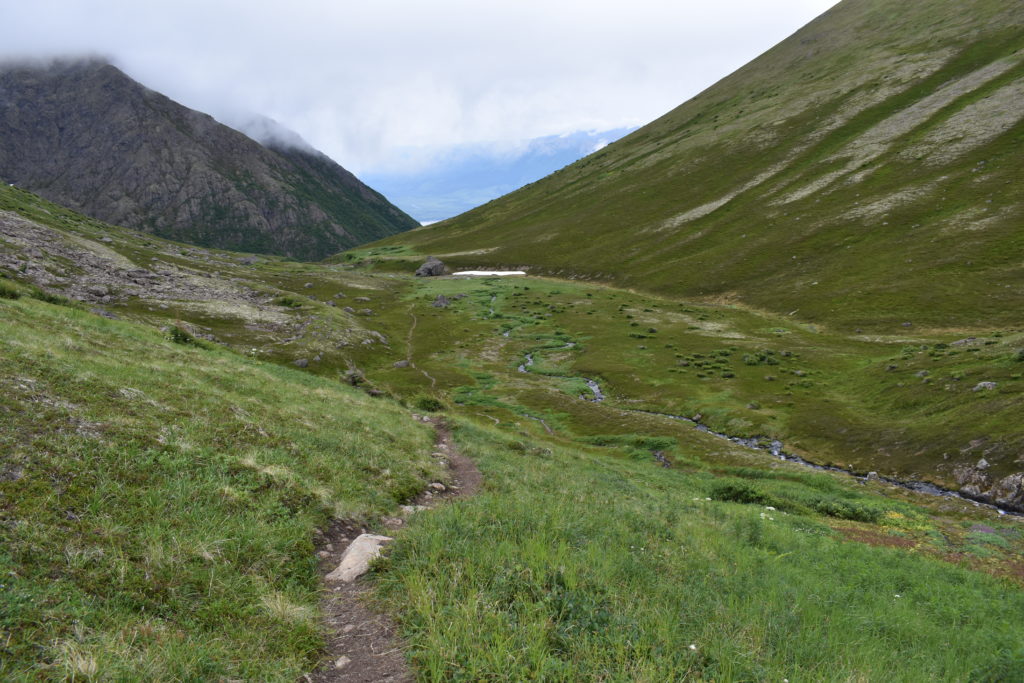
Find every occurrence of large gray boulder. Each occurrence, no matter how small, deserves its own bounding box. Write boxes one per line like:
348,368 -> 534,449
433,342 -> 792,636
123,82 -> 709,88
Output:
415,257 -> 446,277
954,459 -> 1024,512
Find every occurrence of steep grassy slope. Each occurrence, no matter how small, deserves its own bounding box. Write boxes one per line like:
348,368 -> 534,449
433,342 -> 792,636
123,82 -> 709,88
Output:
0,59 -> 418,260
375,0 -> 1024,330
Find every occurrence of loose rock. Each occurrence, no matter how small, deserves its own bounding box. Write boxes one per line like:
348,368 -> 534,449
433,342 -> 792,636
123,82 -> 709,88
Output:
325,534 -> 393,583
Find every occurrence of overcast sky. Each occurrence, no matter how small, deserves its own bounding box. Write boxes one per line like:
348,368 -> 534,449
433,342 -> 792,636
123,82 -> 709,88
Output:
1,0 -> 839,176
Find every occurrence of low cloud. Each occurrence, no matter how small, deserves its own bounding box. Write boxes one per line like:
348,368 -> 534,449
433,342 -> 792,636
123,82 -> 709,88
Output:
0,0 -> 839,175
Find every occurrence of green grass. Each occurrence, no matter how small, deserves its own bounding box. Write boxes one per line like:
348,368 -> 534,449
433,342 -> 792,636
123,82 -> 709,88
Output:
4,168 -> 1024,680
0,297 -> 440,680
375,420 -> 1024,681
369,0 -> 1024,332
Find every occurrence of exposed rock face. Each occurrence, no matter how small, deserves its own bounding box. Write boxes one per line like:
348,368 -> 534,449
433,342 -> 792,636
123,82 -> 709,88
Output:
954,459 -> 1024,512
415,257 -> 445,277
0,59 -> 418,260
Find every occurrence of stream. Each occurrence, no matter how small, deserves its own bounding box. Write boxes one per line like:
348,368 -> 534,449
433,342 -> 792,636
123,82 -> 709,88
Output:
513,346 -> 1017,516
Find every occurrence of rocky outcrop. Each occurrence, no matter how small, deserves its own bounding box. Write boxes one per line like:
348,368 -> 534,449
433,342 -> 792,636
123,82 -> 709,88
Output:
0,59 -> 417,260
415,257 -> 445,277
954,458 -> 1024,512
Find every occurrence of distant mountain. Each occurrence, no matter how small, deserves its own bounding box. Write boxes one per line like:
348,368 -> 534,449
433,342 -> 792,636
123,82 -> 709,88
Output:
0,59 -> 417,260
362,128 -> 635,223
379,0 -> 1024,330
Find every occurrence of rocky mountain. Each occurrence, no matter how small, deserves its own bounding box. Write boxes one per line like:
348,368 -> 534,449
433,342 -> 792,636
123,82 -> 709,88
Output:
378,0 -> 1024,331
0,59 -> 418,260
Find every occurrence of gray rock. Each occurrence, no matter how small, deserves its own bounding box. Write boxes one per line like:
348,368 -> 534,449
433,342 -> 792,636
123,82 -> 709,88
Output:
954,461 -> 1024,512
354,296 -> 371,302
303,282 -> 313,289
432,294 -> 450,308
325,534 -> 393,582
866,471 -> 879,481
87,284 -> 109,296
972,381 -> 997,392
294,358 -> 309,368
342,306 -> 355,313
393,360 -> 411,368
359,308 -> 373,316
415,257 -> 446,277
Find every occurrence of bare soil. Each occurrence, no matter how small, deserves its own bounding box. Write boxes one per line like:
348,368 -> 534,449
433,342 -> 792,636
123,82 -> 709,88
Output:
305,416 -> 480,682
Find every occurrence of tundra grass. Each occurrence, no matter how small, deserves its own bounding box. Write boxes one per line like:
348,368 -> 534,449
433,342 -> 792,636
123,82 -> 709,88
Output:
375,419 -> 1024,681
370,0 -> 1024,331
0,297 -> 440,680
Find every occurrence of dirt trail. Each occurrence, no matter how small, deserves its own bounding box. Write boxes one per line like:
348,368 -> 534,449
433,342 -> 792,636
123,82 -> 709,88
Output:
306,416 -> 480,682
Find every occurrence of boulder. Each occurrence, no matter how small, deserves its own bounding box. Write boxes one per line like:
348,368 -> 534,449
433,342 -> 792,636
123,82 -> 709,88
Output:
954,460 -> 1024,512
393,360 -> 410,368
325,534 -> 393,582
415,257 -> 446,277
972,381 -> 997,392
294,358 -> 309,368
432,294 -> 450,308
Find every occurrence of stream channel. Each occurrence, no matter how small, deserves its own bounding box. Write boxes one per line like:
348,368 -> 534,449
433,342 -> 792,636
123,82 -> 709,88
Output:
510,337 -> 1016,516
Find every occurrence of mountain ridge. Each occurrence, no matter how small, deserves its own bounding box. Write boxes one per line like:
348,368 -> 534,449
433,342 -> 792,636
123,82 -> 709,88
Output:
375,0 -> 1024,331
0,58 -> 417,260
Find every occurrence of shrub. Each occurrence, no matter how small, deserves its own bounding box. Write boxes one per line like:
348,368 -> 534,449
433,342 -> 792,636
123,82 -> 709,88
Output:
413,395 -> 444,412
808,499 -> 883,523
710,481 -> 778,507
274,296 -> 303,308
169,325 -> 198,345
30,290 -> 71,306
0,281 -> 22,299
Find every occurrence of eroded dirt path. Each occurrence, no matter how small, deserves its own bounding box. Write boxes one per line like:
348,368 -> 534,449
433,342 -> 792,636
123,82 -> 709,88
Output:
306,416 -> 480,683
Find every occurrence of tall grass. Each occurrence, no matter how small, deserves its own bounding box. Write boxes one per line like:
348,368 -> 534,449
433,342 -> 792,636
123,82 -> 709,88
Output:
0,298 -> 440,680
375,419 -> 1024,681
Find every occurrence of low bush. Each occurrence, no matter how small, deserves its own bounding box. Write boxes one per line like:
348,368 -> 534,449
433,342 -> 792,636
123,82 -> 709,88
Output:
0,281 -> 22,299
413,395 -> 445,412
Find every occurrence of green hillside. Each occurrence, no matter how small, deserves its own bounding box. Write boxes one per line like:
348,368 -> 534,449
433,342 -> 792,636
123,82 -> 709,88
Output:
2,184 -> 1024,679
375,0 -> 1024,331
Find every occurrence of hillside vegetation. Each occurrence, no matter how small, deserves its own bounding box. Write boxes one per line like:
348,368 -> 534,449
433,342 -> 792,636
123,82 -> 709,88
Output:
2,183 -> 1023,679
375,0 -> 1024,331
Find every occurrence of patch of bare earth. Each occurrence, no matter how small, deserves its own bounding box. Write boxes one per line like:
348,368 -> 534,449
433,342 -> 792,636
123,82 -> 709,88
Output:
305,416 -> 480,682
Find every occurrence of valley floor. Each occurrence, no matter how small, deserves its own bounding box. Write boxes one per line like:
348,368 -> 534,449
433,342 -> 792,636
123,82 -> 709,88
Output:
2,189 -> 1023,679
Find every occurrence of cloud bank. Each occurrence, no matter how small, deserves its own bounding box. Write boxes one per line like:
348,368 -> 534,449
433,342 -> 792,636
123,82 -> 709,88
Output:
0,0 -> 839,175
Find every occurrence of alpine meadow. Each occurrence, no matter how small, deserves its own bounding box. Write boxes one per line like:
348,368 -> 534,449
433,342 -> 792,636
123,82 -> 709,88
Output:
1,0 -> 1023,680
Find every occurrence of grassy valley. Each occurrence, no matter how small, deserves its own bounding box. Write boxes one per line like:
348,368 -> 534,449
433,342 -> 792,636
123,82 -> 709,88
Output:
371,0 -> 1024,331
3,0 -> 1024,677
2,183 -> 1023,679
